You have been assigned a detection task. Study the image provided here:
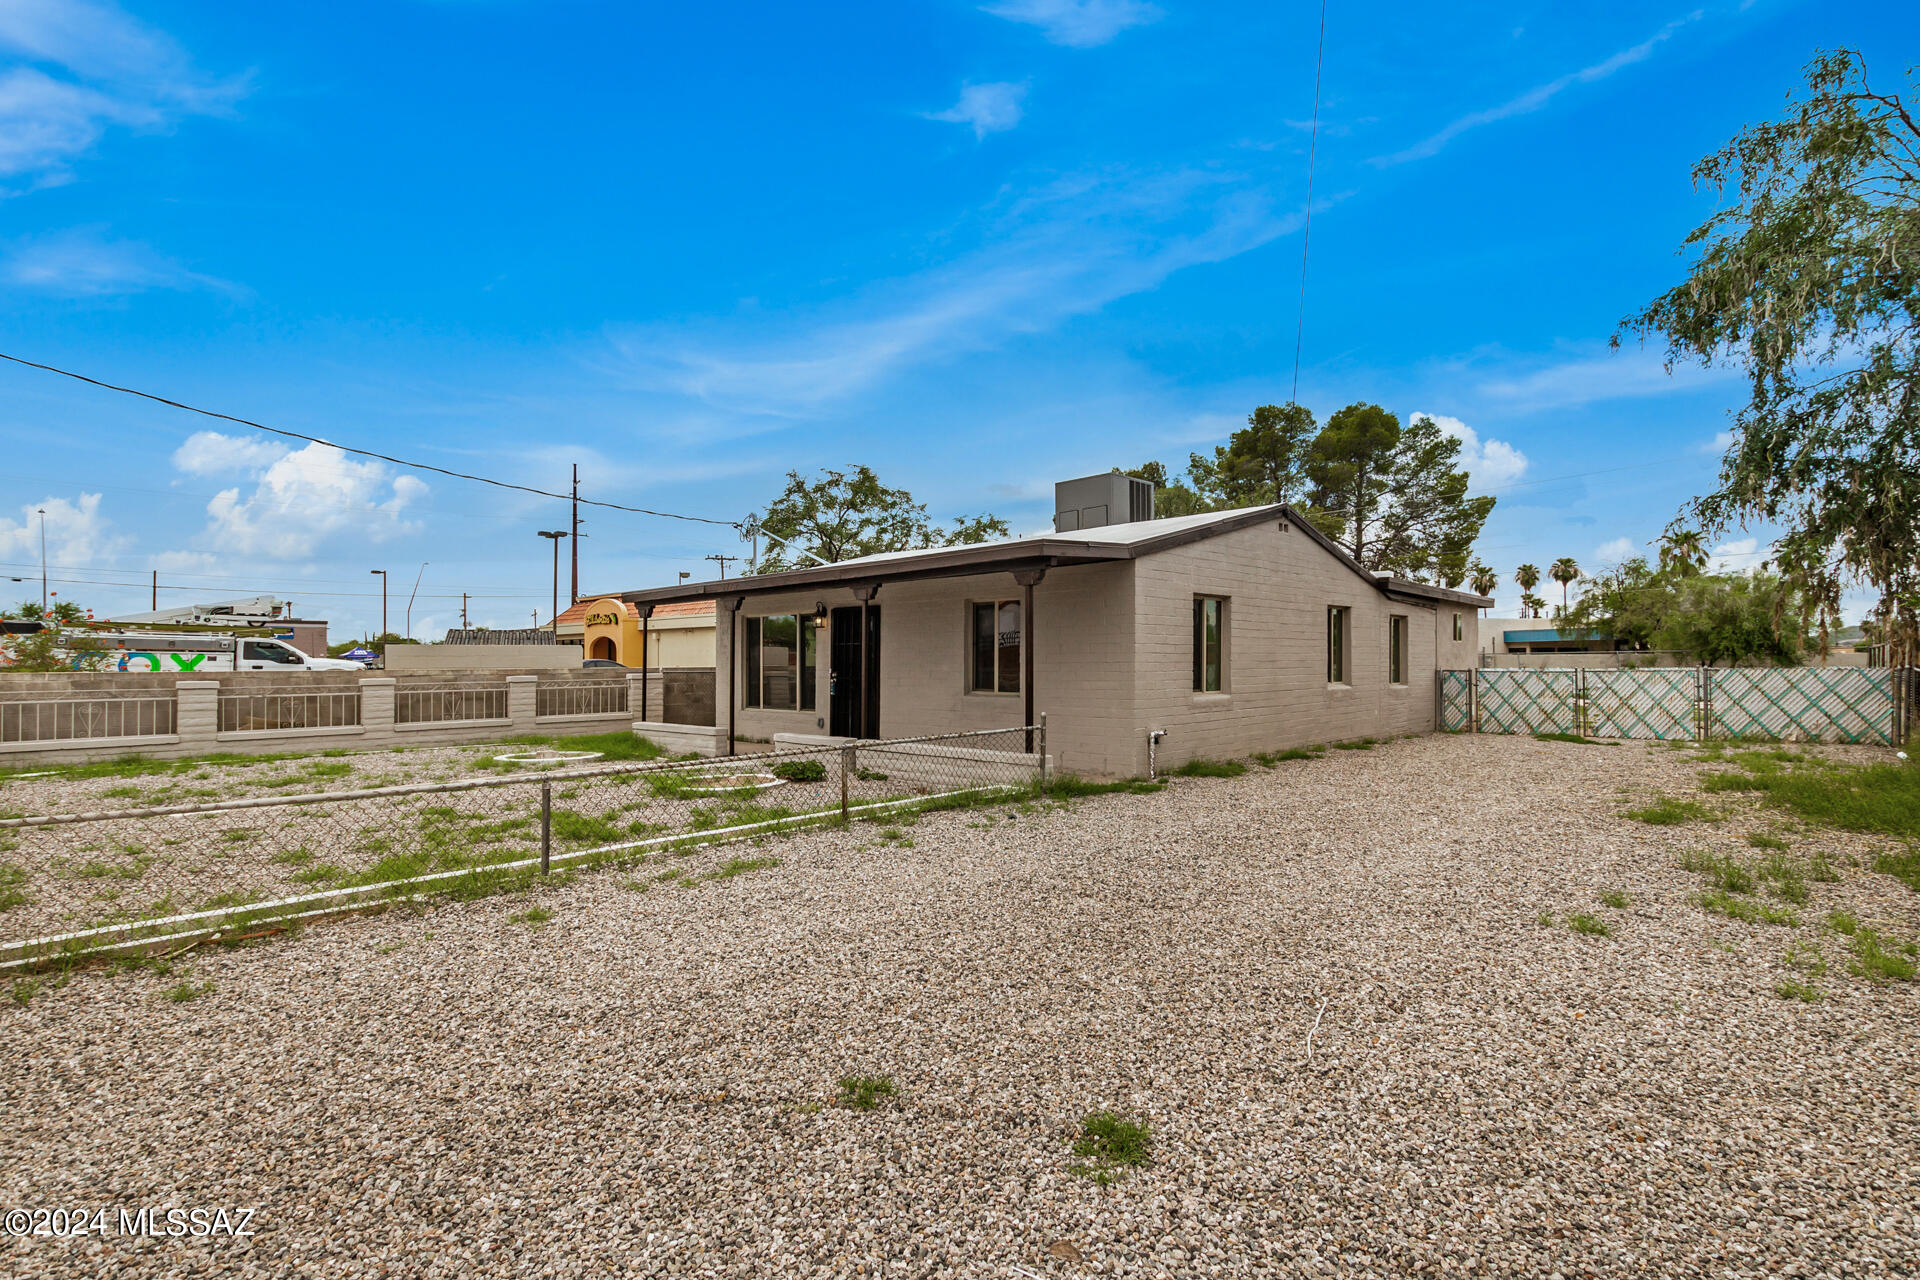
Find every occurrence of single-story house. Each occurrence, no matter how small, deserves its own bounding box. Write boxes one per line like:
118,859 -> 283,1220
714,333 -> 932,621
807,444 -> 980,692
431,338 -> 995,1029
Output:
620,476 -> 1489,777
553,597 -> 716,667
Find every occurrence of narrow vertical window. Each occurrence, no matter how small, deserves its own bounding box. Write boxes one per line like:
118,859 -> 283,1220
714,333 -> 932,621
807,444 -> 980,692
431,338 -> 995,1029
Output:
744,617 -> 762,708
969,600 -> 1022,693
761,614 -> 798,710
1193,596 -> 1224,692
1389,615 -> 1408,685
1452,612 -> 1463,643
1328,607 -> 1348,685
800,615 -> 818,711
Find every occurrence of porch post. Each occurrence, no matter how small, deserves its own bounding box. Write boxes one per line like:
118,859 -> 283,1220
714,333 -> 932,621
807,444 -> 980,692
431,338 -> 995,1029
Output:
725,596 -> 742,756
1013,566 -> 1047,752
637,604 -> 653,722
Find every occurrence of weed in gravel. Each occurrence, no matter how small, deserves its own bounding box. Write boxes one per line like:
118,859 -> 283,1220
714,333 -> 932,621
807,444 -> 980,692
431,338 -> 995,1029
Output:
710,856 -> 778,880
1808,850 -> 1841,882
1826,908 -> 1860,936
620,877 -> 651,892
164,980 -> 213,1003
0,865 -> 28,912
1746,832 -> 1788,850
10,976 -> 41,1006
1598,889 -> 1630,909
1699,890 -> 1797,926
1255,746 -> 1326,766
1703,757 -> 1918,841
1332,738 -> 1378,751
836,1075 -> 897,1110
1871,845 -> 1920,893
1536,911 -> 1554,927
271,847 -> 316,867
1774,978 -> 1822,1002
291,864 -> 345,886
1846,928 -> 1917,983
1679,850 -> 1756,894
1169,758 -> 1246,777
1534,733 -> 1617,746
1784,937 -> 1827,976
1626,795 -> 1717,825
1567,913 -> 1612,937
1068,1111 -> 1152,1185
1044,776 -> 1163,798
1756,853 -> 1810,903
508,906 -> 553,927
770,760 -> 827,783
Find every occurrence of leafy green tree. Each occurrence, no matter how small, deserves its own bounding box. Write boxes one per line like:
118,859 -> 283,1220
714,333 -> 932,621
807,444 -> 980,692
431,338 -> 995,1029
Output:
1562,558 -> 1809,664
1621,49 -> 1920,661
0,626 -> 106,672
749,466 -> 1008,573
1123,462 -> 1209,518
1372,414 -> 1496,585
1188,403 -> 1318,509
1549,557 -> 1581,612
1306,403 -> 1402,565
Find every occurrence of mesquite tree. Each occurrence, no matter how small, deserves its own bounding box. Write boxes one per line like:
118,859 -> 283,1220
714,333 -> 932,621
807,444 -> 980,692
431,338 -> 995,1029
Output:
1621,49 -> 1920,659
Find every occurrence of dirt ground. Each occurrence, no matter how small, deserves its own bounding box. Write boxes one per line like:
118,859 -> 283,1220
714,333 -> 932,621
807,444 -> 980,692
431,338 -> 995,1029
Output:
2,734 -> 1915,1278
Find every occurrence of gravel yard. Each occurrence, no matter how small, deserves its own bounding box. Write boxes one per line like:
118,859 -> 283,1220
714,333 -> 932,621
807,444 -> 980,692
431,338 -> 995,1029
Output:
3,733 -> 1916,1278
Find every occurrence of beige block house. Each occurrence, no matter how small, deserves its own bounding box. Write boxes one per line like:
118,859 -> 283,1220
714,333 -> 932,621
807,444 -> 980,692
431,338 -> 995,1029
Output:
621,504 -> 1488,777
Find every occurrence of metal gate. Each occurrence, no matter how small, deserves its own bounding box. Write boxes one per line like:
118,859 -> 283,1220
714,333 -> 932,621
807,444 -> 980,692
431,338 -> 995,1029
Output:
1475,668 -> 1579,735
1439,670 -> 1473,733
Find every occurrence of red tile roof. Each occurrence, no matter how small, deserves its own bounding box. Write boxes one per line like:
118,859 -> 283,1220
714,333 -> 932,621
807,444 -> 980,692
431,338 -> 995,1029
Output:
553,597 -> 714,628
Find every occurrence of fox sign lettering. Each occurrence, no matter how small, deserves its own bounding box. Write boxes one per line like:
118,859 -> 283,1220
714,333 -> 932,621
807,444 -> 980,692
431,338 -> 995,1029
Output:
118,652 -> 209,672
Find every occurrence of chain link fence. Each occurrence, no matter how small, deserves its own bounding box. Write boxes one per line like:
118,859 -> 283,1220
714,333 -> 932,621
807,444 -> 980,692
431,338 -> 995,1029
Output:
1441,666 -> 1913,745
0,724 -> 1045,971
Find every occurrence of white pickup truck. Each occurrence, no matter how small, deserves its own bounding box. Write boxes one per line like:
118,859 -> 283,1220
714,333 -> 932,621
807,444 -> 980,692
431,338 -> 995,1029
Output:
76,630 -> 366,674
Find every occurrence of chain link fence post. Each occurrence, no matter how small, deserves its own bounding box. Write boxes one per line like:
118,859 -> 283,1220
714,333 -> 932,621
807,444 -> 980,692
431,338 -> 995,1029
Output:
839,746 -> 852,823
540,780 -> 551,876
1037,712 -> 1049,787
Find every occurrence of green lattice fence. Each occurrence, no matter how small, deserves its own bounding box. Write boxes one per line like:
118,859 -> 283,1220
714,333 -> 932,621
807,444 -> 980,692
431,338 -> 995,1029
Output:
1439,670 -> 1473,733
1475,668 -> 1579,735
1708,668 -> 1896,745
1585,668 -> 1699,741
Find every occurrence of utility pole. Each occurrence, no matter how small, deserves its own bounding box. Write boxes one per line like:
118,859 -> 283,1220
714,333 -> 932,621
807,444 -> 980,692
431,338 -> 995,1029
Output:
369,569 -> 388,640
37,507 -> 47,613
570,462 -> 581,604
538,530 -> 569,626
151,570 -> 157,611
461,592 -> 470,629
705,553 -> 736,580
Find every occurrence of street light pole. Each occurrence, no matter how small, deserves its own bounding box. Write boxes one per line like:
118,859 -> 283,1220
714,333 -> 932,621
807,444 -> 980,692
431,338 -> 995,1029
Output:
537,530 -> 569,628
369,569 -> 388,640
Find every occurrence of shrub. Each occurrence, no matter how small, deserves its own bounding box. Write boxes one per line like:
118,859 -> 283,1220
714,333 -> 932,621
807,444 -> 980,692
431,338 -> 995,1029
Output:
770,759 -> 828,783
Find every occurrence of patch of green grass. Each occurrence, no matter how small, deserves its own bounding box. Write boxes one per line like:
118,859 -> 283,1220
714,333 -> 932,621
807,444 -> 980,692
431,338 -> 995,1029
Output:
1068,1111 -> 1152,1185
1534,732 -> 1617,746
1536,911 -> 1554,927
1598,889 -> 1630,910
1701,756 -> 1919,842
1169,757 -> 1247,777
1567,912 -> 1612,937
499,731 -> 667,763
1846,927 -> 1917,984
1255,745 -> 1326,766
1826,908 -> 1859,936
770,759 -> 827,783
1784,937 -> 1827,976
304,761 -> 353,779
508,906 -> 553,927
1044,775 -> 1164,798
1870,845 -> 1920,893
836,1075 -> 897,1111
270,847 -> 316,867
1331,738 -> 1378,751
290,864 -> 345,885
1699,890 -> 1797,926
1745,832 -> 1789,850
0,864 -> 30,912
1625,795 -> 1717,826
1756,852 -> 1809,903
1774,978 -> 1822,1002
1678,850 -> 1756,894
710,855 -> 778,880
853,767 -> 889,781
164,980 -> 213,1003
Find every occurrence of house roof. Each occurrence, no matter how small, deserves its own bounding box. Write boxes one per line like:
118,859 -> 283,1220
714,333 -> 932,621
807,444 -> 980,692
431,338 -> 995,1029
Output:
554,597 -> 716,629
622,506 -> 1495,610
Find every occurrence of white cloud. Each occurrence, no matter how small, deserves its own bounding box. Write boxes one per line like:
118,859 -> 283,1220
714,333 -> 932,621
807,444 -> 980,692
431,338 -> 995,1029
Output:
0,492 -> 122,570
0,0 -> 246,187
1474,343 -> 1739,413
197,444 -> 427,559
1411,412 -> 1529,489
980,0 -> 1160,47
4,226 -> 245,297
926,81 -> 1027,139
1699,428 -> 1735,454
606,166 -> 1301,414
1593,536 -> 1638,565
1708,536 -> 1771,574
171,430 -> 290,476
1371,12 -> 1702,167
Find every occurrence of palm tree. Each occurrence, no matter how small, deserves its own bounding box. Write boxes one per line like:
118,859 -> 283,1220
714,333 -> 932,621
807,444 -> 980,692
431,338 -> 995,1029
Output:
1549,557 -> 1580,614
1660,529 -> 1708,576
1469,562 -> 1499,614
1514,563 -> 1541,617
1521,592 -> 1548,620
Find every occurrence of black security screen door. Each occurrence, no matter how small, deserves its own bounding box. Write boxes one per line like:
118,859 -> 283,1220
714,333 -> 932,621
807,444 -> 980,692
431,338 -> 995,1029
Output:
829,607 -> 862,737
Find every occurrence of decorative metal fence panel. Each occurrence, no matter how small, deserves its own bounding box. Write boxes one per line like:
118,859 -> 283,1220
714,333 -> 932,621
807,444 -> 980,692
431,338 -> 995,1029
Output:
219,688 -> 362,733
1585,667 -> 1698,741
0,694 -> 177,744
1707,667 -> 1895,745
395,684 -> 510,725
1438,670 -> 1473,733
535,679 -> 629,719
1475,668 -> 1578,735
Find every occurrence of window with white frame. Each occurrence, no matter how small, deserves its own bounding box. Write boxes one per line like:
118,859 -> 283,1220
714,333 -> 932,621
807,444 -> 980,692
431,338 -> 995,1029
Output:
969,600 -> 1021,693
1193,596 -> 1226,692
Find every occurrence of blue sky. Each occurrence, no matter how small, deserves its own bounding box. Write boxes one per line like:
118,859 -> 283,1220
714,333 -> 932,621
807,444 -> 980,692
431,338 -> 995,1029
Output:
0,0 -> 1911,637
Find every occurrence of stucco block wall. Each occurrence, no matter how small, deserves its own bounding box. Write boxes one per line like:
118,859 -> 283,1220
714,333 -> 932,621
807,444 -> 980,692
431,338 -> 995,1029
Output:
1433,605 -> 1479,675
1128,518 -> 1440,773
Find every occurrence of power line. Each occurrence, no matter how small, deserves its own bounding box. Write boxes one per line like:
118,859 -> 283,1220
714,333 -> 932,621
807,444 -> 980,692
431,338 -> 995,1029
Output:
0,351 -> 738,529
1290,0 -> 1329,405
